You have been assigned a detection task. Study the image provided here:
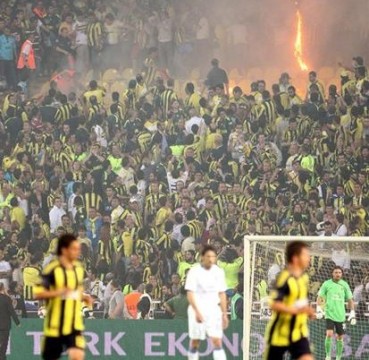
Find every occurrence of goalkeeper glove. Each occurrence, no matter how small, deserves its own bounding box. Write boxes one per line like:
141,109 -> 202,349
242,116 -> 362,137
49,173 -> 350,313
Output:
316,305 -> 324,320
348,310 -> 356,325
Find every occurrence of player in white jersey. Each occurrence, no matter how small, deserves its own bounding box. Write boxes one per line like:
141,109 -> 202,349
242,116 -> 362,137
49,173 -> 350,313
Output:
185,244 -> 229,360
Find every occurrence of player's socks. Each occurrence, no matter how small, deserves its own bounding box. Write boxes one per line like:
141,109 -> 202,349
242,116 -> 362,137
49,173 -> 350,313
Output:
188,348 -> 199,360
325,336 -> 332,358
336,338 -> 343,360
213,347 -> 226,360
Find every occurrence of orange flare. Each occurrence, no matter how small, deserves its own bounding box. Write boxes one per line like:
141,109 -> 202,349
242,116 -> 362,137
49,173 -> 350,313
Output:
294,10 -> 308,71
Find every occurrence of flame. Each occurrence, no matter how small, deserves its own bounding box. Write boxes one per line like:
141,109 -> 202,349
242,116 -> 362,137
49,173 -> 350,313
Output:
294,10 -> 308,71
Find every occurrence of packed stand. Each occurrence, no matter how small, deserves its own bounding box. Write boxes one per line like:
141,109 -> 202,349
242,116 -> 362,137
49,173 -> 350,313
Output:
0,0 -> 368,320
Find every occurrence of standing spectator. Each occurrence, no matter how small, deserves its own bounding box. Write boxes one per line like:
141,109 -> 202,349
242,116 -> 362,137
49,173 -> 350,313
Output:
155,10 -> 174,74
194,12 -> 210,75
86,11 -> 103,79
7,281 -> 27,318
17,32 -> 36,83
73,10 -> 89,76
164,286 -> 188,319
55,27 -> 75,71
334,214 -> 348,236
102,14 -> 124,70
10,198 -> 26,232
108,279 -> 124,319
84,207 -> 103,251
0,282 -> 20,360
49,197 -> 66,234
0,248 -> 11,290
217,246 -> 244,297
125,254 -> 144,288
0,27 -> 17,90
331,243 -> 351,271
123,276 -> 143,320
204,59 -> 229,96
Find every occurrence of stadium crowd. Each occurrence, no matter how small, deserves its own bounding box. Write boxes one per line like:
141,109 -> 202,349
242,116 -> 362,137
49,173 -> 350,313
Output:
0,0 -> 369,320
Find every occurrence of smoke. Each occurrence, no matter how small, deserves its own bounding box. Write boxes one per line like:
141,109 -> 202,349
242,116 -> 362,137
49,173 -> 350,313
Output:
198,0 -> 369,92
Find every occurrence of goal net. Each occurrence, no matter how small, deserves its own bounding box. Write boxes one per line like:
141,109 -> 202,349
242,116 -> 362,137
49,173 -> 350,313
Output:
243,236 -> 369,360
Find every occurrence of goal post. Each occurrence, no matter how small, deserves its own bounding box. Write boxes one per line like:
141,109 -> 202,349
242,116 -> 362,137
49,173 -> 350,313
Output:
243,235 -> 369,360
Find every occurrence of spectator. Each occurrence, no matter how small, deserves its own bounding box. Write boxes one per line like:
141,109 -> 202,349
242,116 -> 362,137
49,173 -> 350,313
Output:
0,248 -> 11,290
163,286 -> 188,319
0,282 -> 20,359
123,275 -> 143,320
0,27 -> 17,90
204,59 -> 229,95
108,279 -> 124,319
49,197 -> 66,234
217,246 -> 244,297
331,243 -> 351,271
7,281 -> 27,318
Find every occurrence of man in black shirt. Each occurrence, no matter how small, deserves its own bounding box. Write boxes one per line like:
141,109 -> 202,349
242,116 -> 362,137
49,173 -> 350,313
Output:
204,59 -> 229,95
0,282 -> 20,360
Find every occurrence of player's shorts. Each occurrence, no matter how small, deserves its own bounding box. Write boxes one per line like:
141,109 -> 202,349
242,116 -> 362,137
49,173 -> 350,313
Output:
188,306 -> 223,340
264,337 -> 312,360
326,319 -> 345,335
42,331 -> 85,360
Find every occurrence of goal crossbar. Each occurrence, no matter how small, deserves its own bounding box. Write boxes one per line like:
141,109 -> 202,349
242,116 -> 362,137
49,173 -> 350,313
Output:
242,235 -> 369,360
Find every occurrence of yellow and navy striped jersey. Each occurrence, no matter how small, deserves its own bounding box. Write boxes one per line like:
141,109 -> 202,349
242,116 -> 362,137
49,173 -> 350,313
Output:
198,209 -> 217,226
145,193 -> 160,216
87,104 -> 101,123
137,130 -> 152,154
213,194 -> 228,219
23,265 -> 41,300
86,22 -> 103,48
161,89 -> 178,120
185,92 -> 201,114
49,150 -> 72,173
84,192 -> 102,213
187,219 -> 203,239
55,103 -> 73,124
144,57 -> 157,87
34,259 -> 85,337
264,269 -> 309,347
155,231 -> 172,250
134,239 -> 152,264
98,240 -> 112,265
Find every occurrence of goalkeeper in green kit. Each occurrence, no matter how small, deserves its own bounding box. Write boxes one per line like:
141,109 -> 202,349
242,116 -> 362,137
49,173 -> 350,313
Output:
316,266 -> 355,360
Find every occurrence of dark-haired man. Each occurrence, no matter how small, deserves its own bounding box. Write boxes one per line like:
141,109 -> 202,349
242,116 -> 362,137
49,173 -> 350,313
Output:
34,234 -> 92,360
264,241 -> 315,360
317,266 -> 355,360
185,245 -> 228,360
205,59 -> 229,96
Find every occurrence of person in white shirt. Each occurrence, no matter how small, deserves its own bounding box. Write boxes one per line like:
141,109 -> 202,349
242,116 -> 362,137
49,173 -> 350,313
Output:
353,275 -> 364,303
117,157 -> 135,190
185,245 -> 228,360
67,182 -> 83,219
108,279 -> 124,319
49,197 -> 66,234
267,261 -> 281,288
155,10 -> 174,73
167,171 -> 188,194
334,214 -> 348,236
103,274 -> 114,318
181,226 -> 195,254
331,243 -> 351,271
0,248 -> 11,290
73,11 -> 89,75
103,13 -> 125,70
185,108 -> 205,135
195,14 -> 210,74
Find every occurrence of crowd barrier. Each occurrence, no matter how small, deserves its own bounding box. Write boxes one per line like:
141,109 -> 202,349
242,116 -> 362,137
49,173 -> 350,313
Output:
7,319 -> 243,359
